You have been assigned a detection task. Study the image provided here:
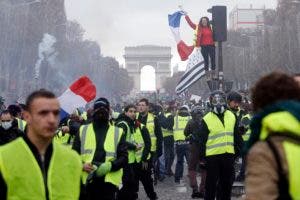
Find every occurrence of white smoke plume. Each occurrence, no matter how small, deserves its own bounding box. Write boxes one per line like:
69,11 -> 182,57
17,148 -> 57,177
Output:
34,33 -> 57,80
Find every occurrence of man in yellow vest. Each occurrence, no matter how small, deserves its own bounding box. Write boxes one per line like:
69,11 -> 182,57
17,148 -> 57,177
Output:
227,91 -> 244,121
0,89 -> 82,199
236,102 -> 253,182
245,72 -> 300,200
174,105 -> 191,184
55,110 -> 84,148
137,98 -> 160,199
72,97 -> 128,200
159,101 -> 176,177
198,90 -> 241,200
116,104 -> 152,200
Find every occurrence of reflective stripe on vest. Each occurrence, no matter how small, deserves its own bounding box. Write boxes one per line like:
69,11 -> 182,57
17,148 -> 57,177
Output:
79,124 -> 123,186
145,113 -> 157,152
203,111 -> 236,156
0,138 -> 82,200
174,115 -> 190,141
17,118 -> 26,132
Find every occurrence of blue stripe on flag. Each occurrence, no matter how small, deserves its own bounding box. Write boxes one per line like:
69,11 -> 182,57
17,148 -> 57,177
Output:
168,11 -> 183,28
60,108 -> 69,121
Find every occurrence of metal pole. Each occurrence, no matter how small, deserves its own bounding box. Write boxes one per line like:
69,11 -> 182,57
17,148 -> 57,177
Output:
218,41 -> 224,91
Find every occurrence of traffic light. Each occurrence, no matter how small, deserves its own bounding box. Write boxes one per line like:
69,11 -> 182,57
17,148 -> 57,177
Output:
207,6 -> 227,42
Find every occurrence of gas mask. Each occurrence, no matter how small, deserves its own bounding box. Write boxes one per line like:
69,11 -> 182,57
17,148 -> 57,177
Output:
210,93 -> 226,115
93,107 -> 110,122
1,121 -> 12,130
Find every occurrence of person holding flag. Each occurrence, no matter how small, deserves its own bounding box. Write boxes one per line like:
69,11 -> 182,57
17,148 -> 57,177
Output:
168,9 -> 206,95
184,12 -> 216,77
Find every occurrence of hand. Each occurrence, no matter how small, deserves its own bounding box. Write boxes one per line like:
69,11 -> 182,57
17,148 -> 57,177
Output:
83,163 -> 95,173
181,11 -> 188,15
142,161 -> 148,170
178,5 -> 187,15
61,126 -> 69,133
96,162 -> 112,177
136,143 -> 143,151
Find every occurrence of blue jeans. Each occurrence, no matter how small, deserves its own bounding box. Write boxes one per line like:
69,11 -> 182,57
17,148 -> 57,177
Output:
175,143 -> 189,182
158,145 -> 166,177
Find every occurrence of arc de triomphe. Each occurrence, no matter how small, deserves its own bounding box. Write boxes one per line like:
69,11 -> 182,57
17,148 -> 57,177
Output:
124,45 -> 172,91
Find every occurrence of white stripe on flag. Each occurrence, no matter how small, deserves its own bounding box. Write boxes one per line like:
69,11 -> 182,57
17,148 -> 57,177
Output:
175,61 -> 205,94
58,88 -> 87,114
169,27 -> 181,43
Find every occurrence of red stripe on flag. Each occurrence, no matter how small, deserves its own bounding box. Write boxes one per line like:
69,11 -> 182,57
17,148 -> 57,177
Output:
69,76 -> 96,102
177,41 -> 194,61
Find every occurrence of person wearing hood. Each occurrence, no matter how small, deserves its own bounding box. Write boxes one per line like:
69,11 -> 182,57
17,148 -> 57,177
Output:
72,97 -> 128,200
0,110 -> 23,145
158,101 -> 176,177
197,90 -> 241,200
185,105 -> 206,198
116,104 -> 154,200
174,105 -> 191,184
245,72 -> 300,200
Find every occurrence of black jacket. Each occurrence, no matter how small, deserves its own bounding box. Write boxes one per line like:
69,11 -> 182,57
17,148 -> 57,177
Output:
115,114 -> 151,162
184,118 -> 202,143
72,121 -> 128,172
0,119 -> 23,146
196,110 -> 243,159
158,112 -> 174,132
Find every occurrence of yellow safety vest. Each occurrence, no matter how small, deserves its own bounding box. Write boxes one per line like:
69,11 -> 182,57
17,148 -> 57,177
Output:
16,118 -> 26,132
174,115 -> 190,141
259,111 -> 300,199
79,123 -> 123,186
141,113 -> 157,152
81,111 -> 88,121
54,131 -> 73,148
162,113 -> 173,138
241,114 -> 251,141
54,120 -> 73,148
118,121 -> 150,163
0,138 -> 81,200
203,110 -> 236,156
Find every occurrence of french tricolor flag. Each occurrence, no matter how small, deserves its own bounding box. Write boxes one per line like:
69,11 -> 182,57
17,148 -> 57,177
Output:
168,11 -> 194,61
58,76 -> 96,120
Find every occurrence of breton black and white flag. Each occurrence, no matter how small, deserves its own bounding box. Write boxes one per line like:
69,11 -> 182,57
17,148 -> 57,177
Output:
175,49 -> 205,94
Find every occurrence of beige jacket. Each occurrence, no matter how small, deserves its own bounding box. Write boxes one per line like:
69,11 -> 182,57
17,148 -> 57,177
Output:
245,136 -> 291,200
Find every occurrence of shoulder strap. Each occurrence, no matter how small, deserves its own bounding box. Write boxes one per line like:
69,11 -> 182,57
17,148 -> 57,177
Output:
266,137 -> 292,200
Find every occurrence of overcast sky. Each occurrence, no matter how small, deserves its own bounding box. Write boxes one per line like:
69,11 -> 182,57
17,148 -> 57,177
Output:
65,0 -> 277,70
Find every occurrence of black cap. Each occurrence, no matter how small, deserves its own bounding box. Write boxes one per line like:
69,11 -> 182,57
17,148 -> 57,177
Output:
94,97 -> 110,110
227,91 -> 242,103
